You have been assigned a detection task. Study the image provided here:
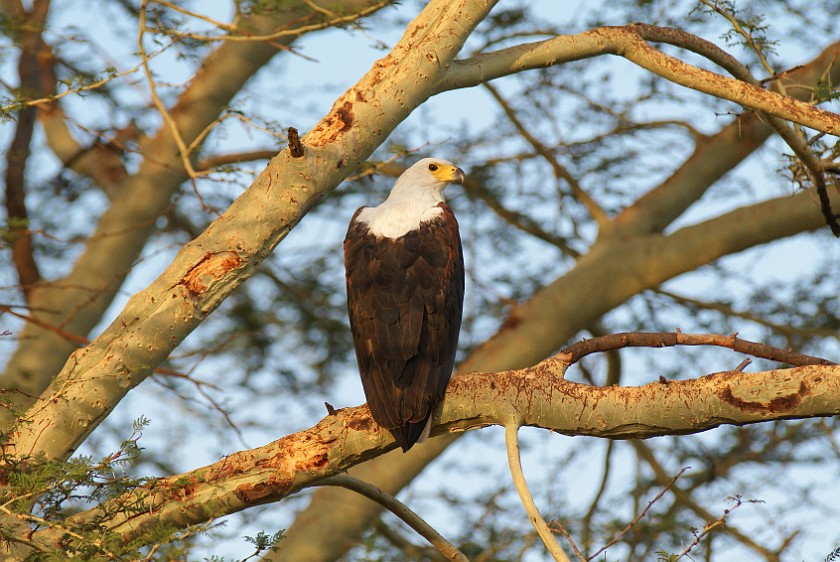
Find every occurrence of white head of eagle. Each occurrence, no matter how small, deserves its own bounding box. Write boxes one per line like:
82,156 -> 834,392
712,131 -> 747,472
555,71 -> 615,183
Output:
344,158 -> 465,452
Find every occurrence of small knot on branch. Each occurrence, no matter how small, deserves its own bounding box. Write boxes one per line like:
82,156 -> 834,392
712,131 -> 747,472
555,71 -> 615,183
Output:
288,127 -> 304,158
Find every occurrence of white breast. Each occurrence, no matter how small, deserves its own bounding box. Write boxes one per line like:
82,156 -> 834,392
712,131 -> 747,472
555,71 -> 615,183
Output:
357,203 -> 443,239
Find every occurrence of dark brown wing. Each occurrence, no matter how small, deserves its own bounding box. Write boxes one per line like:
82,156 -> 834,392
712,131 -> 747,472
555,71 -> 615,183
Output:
344,204 -> 464,451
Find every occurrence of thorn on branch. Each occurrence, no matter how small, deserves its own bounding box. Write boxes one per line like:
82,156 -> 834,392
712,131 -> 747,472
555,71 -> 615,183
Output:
734,358 -> 752,372
288,127 -> 304,158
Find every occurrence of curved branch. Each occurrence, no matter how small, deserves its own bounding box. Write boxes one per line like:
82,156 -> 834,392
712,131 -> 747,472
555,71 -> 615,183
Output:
561,331 -> 833,367
504,423 -> 570,562
278,33 -> 840,562
439,25 -> 840,135
306,475 -> 470,562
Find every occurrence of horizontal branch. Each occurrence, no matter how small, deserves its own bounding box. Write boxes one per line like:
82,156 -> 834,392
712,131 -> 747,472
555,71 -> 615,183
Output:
561,332 -> 834,367
439,25 -> 840,136
34,360 -> 840,549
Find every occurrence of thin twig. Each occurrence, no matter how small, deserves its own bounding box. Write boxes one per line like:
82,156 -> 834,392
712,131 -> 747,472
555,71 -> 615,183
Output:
548,519 -> 586,562
504,422 -> 571,562
673,496 -> 749,560
483,82 -> 609,233
150,0 -> 236,31
152,0 -> 391,43
559,331 -> 834,367
138,0 -> 209,212
586,467 -> 688,560
307,475 -> 470,562
580,440 -> 614,550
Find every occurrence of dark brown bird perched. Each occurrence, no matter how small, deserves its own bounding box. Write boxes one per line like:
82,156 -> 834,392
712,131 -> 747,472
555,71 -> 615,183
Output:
344,158 -> 465,452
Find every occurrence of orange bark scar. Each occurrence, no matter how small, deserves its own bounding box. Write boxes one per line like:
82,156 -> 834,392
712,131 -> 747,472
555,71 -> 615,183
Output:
719,381 -> 808,414
308,100 -> 355,147
182,251 -> 242,294
234,474 -> 294,503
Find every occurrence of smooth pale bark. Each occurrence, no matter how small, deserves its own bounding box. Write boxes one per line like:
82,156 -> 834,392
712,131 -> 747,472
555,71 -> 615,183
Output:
0,0 -> 391,427
438,27 -> 840,134
25,361 -> 840,551
5,0 -> 500,465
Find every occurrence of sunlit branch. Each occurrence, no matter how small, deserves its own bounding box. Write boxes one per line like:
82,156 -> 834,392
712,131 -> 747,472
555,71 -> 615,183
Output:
439,25 -> 840,136
630,24 -> 840,235
32,355 -> 840,548
504,423 -> 570,562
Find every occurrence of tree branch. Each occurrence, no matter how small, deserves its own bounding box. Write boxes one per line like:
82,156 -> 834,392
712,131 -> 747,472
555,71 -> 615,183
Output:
560,331 -> 833,367
270,28 -> 840,562
439,25 -> 840,135
3,0 -> 50,298
27,360 -> 840,550
305,475 -> 470,562
505,422 -> 570,562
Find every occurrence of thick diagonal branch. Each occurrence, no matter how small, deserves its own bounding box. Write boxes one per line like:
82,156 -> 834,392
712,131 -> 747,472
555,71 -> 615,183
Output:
5,0 -> 499,464
0,0 -> 393,426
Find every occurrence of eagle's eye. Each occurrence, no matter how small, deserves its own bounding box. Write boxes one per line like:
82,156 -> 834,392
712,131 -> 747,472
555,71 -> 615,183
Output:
428,163 -> 438,171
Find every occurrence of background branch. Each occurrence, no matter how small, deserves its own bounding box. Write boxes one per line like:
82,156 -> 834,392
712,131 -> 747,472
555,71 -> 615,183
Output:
305,475 -> 470,562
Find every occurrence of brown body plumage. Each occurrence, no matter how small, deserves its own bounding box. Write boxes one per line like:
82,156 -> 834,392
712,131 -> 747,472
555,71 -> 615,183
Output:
344,158 -> 465,451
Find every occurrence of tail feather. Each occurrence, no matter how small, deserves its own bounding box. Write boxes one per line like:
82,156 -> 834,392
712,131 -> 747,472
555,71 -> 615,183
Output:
389,415 -> 432,452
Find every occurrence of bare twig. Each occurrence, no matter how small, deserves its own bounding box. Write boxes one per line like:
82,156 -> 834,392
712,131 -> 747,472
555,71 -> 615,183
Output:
151,0 -> 392,43
631,441 -> 778,560
482,82 -> 609,233
137,0 -> 205,205
195,149 -> 278,171
559,331 -> 834,368
673,495 -> 751,560
580,440 -> 614,551
307,475 -> 470,562
585,467 -> 688,560
505,422 -> 571,562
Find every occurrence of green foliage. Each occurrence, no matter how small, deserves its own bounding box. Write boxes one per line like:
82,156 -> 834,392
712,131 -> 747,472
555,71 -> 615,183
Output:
240,529 -> 285,560
0,417 -> 209,560
655,550 -> 679,562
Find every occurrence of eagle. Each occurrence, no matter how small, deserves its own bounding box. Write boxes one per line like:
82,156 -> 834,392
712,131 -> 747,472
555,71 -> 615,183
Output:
344,158 -> 465,452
